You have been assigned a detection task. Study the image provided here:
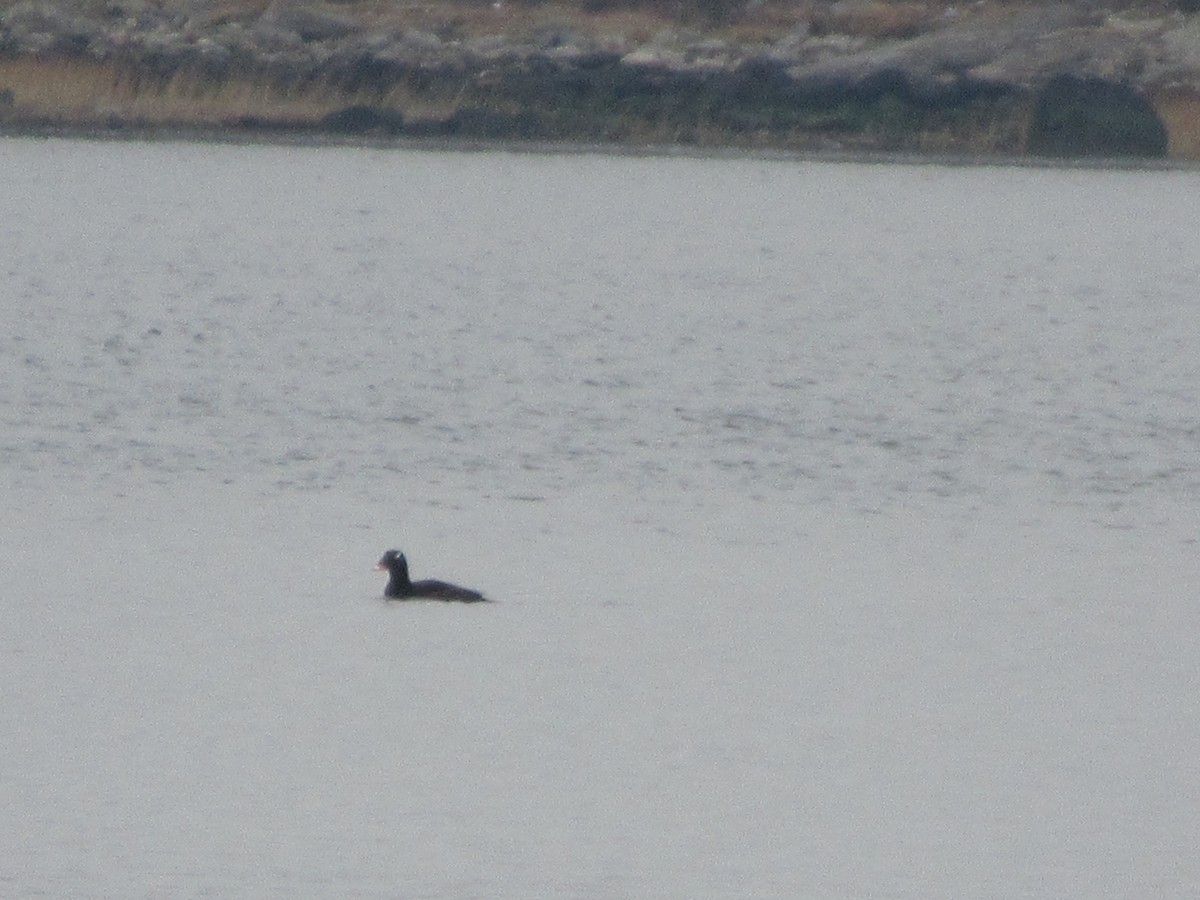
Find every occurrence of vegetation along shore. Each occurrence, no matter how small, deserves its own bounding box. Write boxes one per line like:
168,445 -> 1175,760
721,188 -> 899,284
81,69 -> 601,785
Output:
3,0 -> 1200,159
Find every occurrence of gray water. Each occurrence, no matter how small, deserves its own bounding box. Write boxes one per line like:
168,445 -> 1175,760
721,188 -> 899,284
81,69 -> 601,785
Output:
3,137 -> 1199,897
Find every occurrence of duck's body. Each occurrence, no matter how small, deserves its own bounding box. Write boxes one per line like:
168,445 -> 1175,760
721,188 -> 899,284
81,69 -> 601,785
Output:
375,549 -> 487,603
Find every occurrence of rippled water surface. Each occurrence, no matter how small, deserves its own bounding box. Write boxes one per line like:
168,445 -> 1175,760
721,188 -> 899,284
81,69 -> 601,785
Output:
3,138 -> 1199,897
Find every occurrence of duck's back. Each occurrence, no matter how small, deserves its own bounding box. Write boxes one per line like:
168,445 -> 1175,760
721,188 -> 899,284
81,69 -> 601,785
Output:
410,578 -> 487,602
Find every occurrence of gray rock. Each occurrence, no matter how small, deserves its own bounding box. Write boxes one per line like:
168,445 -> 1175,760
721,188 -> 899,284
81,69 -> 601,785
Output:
247,22 -> 307,53
785,5 -> 1117,97
468,33 -> 525,60
1,0 -> 104,54
528,25 -> 590,53
1145,17 -> 1200,88
260,1 -> 357,43
1,1 -> 93,36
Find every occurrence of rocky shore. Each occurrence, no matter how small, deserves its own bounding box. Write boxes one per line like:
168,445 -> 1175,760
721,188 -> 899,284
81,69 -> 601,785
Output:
2,0 -> 1199,158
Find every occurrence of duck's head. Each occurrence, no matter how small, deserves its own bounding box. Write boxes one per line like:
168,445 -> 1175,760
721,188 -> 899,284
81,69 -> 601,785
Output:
374,549 -> 406,572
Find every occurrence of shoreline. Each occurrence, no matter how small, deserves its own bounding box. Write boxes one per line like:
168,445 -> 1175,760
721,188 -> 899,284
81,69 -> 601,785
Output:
2,0 -> 1199,160
4,120 -> 1198,171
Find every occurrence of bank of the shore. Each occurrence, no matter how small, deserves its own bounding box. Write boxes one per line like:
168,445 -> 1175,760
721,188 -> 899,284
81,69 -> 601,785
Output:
2,0 -> 1199,159
7,121 -> 1199,173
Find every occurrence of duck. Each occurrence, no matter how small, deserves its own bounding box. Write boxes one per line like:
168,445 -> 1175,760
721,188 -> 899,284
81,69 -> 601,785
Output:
374,549 -> 488,603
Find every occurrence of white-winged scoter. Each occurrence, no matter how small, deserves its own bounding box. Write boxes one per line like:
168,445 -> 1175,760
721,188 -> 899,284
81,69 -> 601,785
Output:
374,549 -> 488,603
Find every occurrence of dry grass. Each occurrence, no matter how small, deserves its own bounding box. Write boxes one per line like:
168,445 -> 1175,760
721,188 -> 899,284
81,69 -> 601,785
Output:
1153,86 -> 1200,159
915,104 -> 1032,155
0,56 -> 469,126
0,57 -> 325,125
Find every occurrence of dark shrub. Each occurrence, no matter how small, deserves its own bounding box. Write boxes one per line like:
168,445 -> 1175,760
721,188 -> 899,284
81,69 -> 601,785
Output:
1028,74 -> 1167,158
322,105 -> 405,135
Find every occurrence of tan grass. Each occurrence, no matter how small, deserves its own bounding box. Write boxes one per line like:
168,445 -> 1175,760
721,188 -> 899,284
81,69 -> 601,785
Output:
0,56 -> 323,125
1152,86 -> 1200,160
0,55 -> 469,126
